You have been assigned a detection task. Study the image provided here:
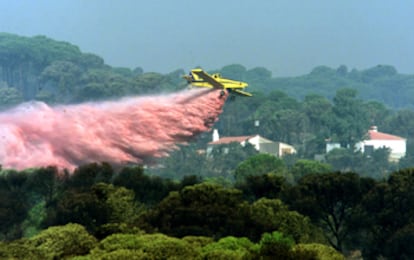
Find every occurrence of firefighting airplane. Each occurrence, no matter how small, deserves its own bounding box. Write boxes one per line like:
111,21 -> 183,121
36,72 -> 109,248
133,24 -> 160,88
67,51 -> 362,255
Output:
183,68 -> 252,97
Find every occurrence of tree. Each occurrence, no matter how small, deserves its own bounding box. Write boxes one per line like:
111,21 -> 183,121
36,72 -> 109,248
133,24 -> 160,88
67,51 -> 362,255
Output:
205,142 -> 258,180
134,72 -> 164,93
67,162 -> 113,191
291,159 -> 332,183
257,231 -> 316,259
0,240 -> 43,259
357,147 -> 395,179
293,243 -> 344,260
92,233 -> 198,259
51,183 -> 142,234
246,67 -> 272,82
336,65 -> 348,76
234,154 -> 286,182
235,173 -> 286,201
220,64 -> 247,80
325,147 -> 395,178
248,198 -> 319,243
383,223 -> 414,259
39,60 -> 81,101
362,100 -> 391,127
325,148 -> 364,172
331,88 -> 370,147
150,144 -> 209,179
113,166 -> 175,205
284,172 -> 374,252
383,109 -> 414,138
301,94 -> 333,135
26,223 -> 97,259
359,168 -> 414,258
0,33 -> 89,101
0,171 -> 31,240
0,87 -> 24,106
361,65 -> 397,81
201,236 -> 255,260
145,183 -> 248,238
75,82 -> 108,101
26,166 -> 61,205
269,109 -> 308,145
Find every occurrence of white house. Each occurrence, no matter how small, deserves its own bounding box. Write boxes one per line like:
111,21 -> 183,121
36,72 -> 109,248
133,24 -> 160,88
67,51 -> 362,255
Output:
326,140 -> 341,153
355,126 -> 406,161
206,129 -> 296,157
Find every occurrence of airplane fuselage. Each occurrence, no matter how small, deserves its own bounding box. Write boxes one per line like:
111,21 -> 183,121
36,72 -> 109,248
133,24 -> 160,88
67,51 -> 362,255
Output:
183,69 -> 252,97
184,72 -> 248,89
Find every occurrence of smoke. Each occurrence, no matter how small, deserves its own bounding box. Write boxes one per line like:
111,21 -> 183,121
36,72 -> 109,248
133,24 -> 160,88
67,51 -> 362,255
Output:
0,89 -> 227,171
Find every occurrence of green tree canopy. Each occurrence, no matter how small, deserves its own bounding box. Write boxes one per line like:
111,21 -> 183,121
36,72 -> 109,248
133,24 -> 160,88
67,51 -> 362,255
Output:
144,183 -> 248,238
27,223 -> 97,259
234,154 -> 286,182
291,159 -> 332,182
284,172 -> 374,252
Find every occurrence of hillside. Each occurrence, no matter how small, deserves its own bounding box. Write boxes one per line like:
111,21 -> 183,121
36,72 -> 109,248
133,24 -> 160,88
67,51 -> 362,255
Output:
0,33 -> 183,106
215,64 -> 414,110
1,33 -> 414,110
1,33 -> 414,176
1,34 -> 414,259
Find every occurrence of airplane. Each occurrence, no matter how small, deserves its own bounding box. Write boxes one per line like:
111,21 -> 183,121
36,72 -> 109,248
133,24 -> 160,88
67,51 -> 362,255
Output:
183,68 -> 252,98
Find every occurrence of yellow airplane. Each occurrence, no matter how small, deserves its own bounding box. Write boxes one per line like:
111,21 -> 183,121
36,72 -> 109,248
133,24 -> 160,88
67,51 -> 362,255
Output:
183,68 -> 252,97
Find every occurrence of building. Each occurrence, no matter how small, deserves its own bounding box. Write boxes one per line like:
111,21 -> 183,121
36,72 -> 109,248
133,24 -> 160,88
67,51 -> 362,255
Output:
325,139 -> 341,153
206,129 -> 296,157
355,126 -> 406,161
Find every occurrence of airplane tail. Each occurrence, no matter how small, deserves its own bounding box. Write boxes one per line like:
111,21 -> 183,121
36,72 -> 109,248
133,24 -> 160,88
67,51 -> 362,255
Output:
182,72 -> 194,84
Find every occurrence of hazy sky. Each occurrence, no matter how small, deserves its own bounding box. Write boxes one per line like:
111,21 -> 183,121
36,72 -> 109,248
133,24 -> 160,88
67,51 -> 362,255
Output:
0,1 -> 413,76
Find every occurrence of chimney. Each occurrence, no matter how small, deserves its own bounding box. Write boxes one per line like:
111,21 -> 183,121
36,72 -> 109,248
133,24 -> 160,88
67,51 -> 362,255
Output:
212,129 -> 219,142
370,126 -> 378,132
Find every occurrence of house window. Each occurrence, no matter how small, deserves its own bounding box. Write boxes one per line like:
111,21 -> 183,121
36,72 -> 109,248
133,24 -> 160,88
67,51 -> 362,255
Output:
281,148 -> 292,156
364,145 -> 374,156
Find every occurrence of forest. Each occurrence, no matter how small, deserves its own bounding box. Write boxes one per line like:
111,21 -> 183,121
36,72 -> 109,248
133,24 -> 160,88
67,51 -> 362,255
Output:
1,163 -> 414,259
1,33 -> 414,258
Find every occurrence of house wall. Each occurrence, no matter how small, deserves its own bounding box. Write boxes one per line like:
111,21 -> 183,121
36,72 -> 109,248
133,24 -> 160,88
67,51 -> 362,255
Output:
247,135 -> 261,150
207,135 -> 296,158
247,135 -> 275,150
278,142 -> 297,156
326,142 -> 341,153
260,143 -> 279,156
355,139 -> 406,161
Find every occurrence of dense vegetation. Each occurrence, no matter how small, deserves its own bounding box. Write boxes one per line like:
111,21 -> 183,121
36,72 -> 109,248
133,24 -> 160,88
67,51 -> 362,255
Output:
1,33 -> 414,258
1,164 -> 414,259
0,33 -> 184,106
2,33 -> 414,179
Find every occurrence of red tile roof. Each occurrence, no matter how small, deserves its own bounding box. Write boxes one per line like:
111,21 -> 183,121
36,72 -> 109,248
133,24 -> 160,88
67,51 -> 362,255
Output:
368,130 -> 405,141
208,135 -> 255,145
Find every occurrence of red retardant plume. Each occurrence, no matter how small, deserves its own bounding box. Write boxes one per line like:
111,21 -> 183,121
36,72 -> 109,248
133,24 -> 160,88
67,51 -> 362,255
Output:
0,89 -> 226,171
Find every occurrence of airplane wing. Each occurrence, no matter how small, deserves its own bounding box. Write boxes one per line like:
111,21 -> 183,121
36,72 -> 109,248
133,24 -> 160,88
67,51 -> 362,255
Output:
233,89 -> 253,97
192,70 -> 225,89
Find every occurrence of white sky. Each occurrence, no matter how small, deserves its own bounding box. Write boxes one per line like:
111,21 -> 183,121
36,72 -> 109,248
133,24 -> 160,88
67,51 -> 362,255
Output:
0,0 -> 413,76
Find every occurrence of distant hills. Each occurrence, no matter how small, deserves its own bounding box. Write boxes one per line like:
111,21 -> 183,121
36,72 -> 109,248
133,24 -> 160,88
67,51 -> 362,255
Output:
216,64 -> 414,110
0,33 -> 413,110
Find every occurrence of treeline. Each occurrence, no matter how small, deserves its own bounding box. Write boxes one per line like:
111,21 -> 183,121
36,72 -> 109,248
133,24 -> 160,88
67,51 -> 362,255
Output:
2,33 -> 414,110
2,35 -> 414,165
0,33 -> 184,106
1,161 -> 414,258
153,86 -> 414,179
2,33 -> 414,258
2,34 -> 414,177
216,64 -> 414,109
